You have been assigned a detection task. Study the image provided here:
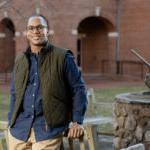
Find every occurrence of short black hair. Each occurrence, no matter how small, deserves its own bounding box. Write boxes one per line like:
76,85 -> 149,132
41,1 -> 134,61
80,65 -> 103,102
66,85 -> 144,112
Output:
28,14 -> 49,30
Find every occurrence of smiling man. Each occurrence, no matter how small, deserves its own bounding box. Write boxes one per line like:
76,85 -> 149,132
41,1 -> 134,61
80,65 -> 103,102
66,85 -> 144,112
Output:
8,15 -> 87,150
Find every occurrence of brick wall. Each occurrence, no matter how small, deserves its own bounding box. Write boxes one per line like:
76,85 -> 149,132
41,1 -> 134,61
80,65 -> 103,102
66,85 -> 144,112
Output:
0,0 -> 148,78
117,0 -> 150,78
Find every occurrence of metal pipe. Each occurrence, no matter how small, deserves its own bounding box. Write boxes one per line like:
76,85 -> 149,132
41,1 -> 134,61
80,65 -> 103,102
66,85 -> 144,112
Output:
130,49 -> 150,68
116,0 -> 122,74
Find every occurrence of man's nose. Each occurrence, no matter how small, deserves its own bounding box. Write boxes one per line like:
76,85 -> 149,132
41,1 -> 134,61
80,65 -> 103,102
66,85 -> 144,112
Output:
32,28 -> 40,33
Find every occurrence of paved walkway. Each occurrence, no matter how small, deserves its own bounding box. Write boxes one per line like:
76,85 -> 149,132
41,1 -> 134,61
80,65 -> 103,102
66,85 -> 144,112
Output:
84,75 -> 145,89
0,83 -> 10,93
87,79 -> 145,89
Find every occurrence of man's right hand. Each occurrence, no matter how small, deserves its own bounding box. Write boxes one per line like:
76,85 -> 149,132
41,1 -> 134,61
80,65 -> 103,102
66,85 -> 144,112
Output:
67,122 -> 84,139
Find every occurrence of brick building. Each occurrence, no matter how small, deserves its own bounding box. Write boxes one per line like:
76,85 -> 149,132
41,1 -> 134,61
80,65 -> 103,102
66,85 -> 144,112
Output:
0,0 -> 150,79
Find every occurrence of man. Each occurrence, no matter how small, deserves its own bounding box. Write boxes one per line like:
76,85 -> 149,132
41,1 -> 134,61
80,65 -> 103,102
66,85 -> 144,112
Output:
8,15 -> 87,150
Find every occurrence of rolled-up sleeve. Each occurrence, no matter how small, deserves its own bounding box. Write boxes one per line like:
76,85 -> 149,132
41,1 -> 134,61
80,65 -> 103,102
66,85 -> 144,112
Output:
64,52 -> 87,124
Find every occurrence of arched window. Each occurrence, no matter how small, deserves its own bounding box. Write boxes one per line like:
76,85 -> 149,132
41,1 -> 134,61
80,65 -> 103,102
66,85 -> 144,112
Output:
77,17 -> 114,75
0,18 -> 15,73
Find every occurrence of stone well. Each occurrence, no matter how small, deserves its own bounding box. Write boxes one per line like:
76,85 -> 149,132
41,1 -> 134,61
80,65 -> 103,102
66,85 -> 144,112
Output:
114,92 -> 150,150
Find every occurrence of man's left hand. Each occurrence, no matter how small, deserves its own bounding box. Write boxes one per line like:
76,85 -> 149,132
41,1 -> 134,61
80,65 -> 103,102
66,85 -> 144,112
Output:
67,122 -> 84,138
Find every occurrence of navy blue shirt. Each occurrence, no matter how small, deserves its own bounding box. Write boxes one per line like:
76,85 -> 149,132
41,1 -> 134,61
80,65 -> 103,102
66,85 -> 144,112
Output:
8,51 -> 87,142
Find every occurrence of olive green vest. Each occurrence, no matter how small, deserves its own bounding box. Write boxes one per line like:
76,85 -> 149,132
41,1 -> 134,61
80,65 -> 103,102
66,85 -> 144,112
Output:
10,43 -> 71,128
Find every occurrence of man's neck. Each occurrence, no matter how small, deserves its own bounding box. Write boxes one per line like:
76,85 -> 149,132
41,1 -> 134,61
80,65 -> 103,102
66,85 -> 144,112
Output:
31,45 -> 43,54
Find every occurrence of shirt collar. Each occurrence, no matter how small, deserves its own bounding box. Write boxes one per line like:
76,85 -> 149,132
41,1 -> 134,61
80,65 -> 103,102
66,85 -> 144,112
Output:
25,41 -> 52,57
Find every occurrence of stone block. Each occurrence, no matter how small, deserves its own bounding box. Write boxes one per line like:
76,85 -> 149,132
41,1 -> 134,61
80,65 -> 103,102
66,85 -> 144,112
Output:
135,126 -> 143,141
120,143 -> 145,150
125,115 -> 136,131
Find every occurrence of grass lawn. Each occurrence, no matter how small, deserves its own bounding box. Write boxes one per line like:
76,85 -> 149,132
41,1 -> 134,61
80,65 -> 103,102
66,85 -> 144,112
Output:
94,85 -> 147,103
0,90 -> 9,121
85,85 -> 147,116
0,84 -> 148,133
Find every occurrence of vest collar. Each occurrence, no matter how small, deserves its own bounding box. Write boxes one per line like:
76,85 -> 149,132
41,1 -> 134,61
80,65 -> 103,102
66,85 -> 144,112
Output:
25,41 -> 52,57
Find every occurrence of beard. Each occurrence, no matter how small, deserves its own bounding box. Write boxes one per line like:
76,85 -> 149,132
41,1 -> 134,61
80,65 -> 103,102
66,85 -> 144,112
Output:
29,37 -> 48,46
33,40 -> 47,46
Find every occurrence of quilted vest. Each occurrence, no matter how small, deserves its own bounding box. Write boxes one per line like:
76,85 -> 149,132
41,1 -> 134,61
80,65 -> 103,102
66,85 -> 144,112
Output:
10,43 -> 72,128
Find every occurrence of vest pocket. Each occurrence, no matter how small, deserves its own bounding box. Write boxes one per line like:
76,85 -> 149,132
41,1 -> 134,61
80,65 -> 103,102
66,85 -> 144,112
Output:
44,96 -> 69,127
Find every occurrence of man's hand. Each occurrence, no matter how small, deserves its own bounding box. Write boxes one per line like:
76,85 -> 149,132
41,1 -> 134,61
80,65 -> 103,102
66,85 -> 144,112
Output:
67,122 -> 84,138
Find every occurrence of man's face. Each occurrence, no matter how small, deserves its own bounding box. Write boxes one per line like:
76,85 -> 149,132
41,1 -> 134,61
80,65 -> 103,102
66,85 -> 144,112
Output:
26,17 -> 48,47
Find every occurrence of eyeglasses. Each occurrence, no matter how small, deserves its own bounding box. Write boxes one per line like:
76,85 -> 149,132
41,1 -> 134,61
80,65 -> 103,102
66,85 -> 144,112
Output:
27,25 -> 47,32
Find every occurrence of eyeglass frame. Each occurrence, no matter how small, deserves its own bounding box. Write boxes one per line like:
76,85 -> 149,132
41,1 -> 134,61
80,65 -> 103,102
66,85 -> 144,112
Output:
27,25 -> 48,32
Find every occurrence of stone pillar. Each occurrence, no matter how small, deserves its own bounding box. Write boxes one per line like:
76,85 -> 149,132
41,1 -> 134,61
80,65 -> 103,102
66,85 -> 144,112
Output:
114,93 -> 150,150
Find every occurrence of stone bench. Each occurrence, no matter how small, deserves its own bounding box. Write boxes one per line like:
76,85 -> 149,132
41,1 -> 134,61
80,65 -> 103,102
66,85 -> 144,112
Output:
114,93 -> 150,149
120,143 -> 145,150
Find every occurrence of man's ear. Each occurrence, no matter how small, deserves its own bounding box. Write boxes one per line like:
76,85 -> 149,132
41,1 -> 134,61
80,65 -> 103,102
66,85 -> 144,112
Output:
46,31 -> 49,37
46,29 -> 49,35
26,32 -> 29,40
